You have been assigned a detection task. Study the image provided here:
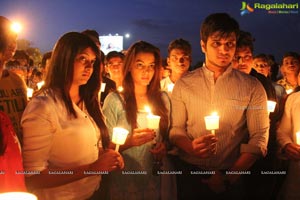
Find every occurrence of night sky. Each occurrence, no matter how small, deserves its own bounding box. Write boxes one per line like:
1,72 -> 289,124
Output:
1,0 -> 299,66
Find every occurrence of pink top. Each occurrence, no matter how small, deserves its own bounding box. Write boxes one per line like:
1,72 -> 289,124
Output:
0,111 -> 26,192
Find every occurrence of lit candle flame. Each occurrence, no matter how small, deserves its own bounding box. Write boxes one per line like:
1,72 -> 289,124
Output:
27,88 -> 34,99
37,81 -> 45,90
286,89 -> 293,94
117,86 -> 124,92
144,105 -> 151,114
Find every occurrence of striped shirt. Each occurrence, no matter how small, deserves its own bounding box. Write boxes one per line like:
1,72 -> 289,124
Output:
170,65 -> 269,170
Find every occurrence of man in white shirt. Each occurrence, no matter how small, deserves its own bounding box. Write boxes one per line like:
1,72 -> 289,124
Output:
160,38 -> 191,96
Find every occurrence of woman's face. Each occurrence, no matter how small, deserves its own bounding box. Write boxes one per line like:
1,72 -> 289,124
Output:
130,52 -> 155,87
106,56 -> 124,79
72,47 -> 96,87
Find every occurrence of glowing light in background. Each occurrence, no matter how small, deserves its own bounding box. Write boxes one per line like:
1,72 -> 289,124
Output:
11,22 -> 22,33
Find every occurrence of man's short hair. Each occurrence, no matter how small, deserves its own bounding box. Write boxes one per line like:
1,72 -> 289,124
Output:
236,30 -> 255,53
281,52 -> 300,65
106,51 -> 125,62
200,13 -> 240,44
168,38 -> 192,56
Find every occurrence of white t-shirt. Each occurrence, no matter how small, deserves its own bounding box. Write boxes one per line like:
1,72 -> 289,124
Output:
21,90 -> 102,200
160,76 -> 174,97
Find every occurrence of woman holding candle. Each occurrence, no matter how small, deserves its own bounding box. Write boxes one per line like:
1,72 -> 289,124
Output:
103,41 -> 175,200
277,91 -> 300,200
21,32 -> 124,200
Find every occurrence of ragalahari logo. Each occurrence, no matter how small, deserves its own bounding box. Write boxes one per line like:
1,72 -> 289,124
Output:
240,2 -> 254,16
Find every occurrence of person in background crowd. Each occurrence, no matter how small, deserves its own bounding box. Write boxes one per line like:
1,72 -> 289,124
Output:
27,68 -> 43,92
12,50 -> 31,84
159,58 -> 171,80
103,41 -> 176,200
0,16 -> 27,143
160,38 -> 191,96
277,90 -> 300,200
169,13 -> 269,200
40,51 -> 52,78
253,54 -> 287,111
0,15 -> 27,193
21,32 -> 124,200
105,50 -> 125,90
232,30 -> 280,200
277,52 -> 300,93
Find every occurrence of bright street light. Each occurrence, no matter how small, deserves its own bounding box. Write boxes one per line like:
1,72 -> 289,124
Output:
125,33 -> 130,38
11,22 -> 22,33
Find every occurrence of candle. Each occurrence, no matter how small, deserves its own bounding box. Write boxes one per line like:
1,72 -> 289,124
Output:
37,80 -> 45,90
145,106 -> 161,130
167,83 -> 174,92
147,114 -> 161,130
0,192 -> 37,200
145,105 -> 161,145
112,127 -> 129,152
286,89 -> 293,95
267,100 -> 277,113
100,82 -> 106,92
204,112 -> 219,135
117,86 -> 124,92
296,131 -> 300,145
27,88 -> 34,100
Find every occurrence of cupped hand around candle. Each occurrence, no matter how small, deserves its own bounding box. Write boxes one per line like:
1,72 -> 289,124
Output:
191,134 -> 218,158
283,143 -> 300,161
90,149 -> 124,172
127,128 -> 156,146
150,142 -> 167,161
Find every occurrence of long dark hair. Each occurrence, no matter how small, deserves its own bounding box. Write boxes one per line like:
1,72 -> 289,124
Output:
38,32 -> 109,148
121,41 -> 169,141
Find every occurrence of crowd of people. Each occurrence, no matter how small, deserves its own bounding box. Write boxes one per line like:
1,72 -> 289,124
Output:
1,12 -> 300,200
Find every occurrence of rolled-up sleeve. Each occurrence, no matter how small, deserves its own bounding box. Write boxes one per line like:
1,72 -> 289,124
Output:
21,97 -> 56,175
241,80 -> 269,157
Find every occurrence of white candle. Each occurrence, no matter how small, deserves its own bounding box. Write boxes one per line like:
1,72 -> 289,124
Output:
167,83 -> 174,92
117,86 -> 124,92
0,192 -> 37,200
286,89 -> 293,94
37,80 -> 45,90
100,82 -> 106,92
204,112 -> 219,135
27,88 -> 34,99
112,127 -> 129,151
147,114 -> 161,129
144,106 -> 160,129
144,105 -> 161,145
296,131 -> 300,145
267,100 -> 277,113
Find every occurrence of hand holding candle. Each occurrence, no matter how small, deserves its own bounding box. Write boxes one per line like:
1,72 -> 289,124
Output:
204,112 -> 219,135
112,127 -> 129,152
